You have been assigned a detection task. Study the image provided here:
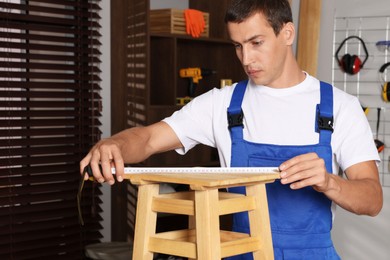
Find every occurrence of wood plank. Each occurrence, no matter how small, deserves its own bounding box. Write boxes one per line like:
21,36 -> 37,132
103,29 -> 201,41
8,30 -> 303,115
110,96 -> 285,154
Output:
152,196 -> 195,215
221,237 -> 261,258
219,196 -> 256,215
153,229 -> 196,240
149,237 -> 197,258
296,0 -> 322,76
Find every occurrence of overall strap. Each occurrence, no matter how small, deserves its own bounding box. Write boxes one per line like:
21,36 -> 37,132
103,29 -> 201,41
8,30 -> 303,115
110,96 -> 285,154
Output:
227,80 -> 248,140
316,81 -> 334,145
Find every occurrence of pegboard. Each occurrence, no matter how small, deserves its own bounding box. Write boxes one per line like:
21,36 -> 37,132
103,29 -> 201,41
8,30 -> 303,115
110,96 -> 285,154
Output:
333,15 -> 390,186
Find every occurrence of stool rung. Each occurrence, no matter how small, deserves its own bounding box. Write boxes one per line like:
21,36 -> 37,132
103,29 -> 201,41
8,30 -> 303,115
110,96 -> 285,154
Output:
153,228 -> 196,240
220,230 -> 250,241
152,196 -> 195,215
221,236 -> 262,258
152,191 -> 257,216
219,195 -> 256,215
149,229 -> 262,259
149,229 -> 197,258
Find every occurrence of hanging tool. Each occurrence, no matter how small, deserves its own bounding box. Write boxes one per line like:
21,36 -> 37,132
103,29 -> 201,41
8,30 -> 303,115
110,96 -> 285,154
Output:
361,105 -> 369,116
375,108 -> 385,153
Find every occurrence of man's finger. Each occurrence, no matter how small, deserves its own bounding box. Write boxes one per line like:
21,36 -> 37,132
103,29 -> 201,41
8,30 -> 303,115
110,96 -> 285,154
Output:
111,150 -> 124,182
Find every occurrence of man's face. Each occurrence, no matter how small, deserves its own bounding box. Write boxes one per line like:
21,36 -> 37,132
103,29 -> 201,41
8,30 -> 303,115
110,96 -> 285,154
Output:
227,12 -> 291,87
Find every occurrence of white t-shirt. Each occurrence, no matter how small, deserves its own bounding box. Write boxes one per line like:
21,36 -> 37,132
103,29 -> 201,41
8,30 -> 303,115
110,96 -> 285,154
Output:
163,73 -> 380,174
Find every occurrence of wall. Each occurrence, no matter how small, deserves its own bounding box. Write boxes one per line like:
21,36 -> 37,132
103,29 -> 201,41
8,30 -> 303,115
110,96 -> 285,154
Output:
99,0 -> 111,242
150,0 -> 188,9
318,1 -> 390,259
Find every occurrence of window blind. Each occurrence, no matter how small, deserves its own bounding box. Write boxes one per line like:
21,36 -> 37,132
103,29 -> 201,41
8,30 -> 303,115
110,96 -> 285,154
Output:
0,0 -> 103,259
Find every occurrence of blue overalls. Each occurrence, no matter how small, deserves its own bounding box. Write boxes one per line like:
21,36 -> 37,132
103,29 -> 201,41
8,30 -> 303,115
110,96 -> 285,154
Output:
225,80 -> 340,260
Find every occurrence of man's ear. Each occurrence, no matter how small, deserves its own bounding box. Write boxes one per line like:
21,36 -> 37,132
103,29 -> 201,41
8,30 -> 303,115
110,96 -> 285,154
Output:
283,22 -> 295,45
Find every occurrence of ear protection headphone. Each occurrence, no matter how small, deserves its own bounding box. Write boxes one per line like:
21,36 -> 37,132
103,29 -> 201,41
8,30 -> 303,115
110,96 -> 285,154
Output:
335,36 -> 369,75
380,62 -> 390,102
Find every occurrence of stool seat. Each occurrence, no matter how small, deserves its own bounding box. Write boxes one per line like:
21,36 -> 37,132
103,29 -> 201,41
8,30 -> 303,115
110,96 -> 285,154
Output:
124,172 -> 279,260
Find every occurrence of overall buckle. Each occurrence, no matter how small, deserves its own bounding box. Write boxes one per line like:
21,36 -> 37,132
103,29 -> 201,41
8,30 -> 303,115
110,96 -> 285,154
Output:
227,110 -> 244,128
317,115 -> 334,132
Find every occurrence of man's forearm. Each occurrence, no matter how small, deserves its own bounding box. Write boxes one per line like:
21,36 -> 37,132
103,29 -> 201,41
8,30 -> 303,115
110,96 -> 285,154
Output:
111,127 -> 155,164
324,173 -> 383,216
115,122 -> 183,164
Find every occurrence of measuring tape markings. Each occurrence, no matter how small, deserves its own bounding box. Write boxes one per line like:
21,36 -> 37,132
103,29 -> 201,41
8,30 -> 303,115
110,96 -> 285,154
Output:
110,167 -> 280,175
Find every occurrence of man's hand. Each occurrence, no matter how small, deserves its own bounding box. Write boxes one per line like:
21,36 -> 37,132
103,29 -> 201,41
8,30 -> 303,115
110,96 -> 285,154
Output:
279,152 -> 331,192
279,152 -> 383,216
79,122 -> 183,186
80,138 -> 125,185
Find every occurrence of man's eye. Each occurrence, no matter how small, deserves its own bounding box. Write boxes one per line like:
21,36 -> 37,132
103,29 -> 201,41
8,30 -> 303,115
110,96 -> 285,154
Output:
253,41 -> 263,46
233,44 -> 241,49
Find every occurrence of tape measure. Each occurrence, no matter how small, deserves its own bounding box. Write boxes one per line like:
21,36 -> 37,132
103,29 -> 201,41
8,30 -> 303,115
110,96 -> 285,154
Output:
111,167 -> 280,175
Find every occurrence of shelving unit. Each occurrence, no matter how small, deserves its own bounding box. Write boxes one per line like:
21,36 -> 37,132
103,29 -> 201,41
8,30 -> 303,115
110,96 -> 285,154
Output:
111,0 -> 247,241
146,36 -> 246,167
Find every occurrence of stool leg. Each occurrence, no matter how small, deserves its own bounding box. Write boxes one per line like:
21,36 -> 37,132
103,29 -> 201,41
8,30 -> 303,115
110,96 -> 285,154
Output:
189,202 -> 196,260
246,184 -> 274,260
194,189 -> 221,260
132,184 -> 159,260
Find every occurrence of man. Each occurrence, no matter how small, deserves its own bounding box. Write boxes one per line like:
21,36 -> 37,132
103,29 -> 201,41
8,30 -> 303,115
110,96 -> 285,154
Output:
81,0 -> 383,259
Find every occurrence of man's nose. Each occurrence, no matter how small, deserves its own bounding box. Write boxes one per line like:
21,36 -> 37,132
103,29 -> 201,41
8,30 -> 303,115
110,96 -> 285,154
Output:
241,47 -> 252,66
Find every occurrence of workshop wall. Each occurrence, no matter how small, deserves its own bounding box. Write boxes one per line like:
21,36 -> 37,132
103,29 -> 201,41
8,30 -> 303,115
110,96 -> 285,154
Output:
318,1 -> 390,259
150,0 -> 188,9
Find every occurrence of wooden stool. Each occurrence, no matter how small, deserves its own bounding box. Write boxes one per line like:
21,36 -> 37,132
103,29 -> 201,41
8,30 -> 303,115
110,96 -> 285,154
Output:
124,172 -> 279,260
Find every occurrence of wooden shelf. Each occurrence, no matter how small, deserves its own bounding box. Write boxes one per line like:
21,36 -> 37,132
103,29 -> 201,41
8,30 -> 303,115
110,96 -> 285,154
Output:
150,32 -> 233,44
